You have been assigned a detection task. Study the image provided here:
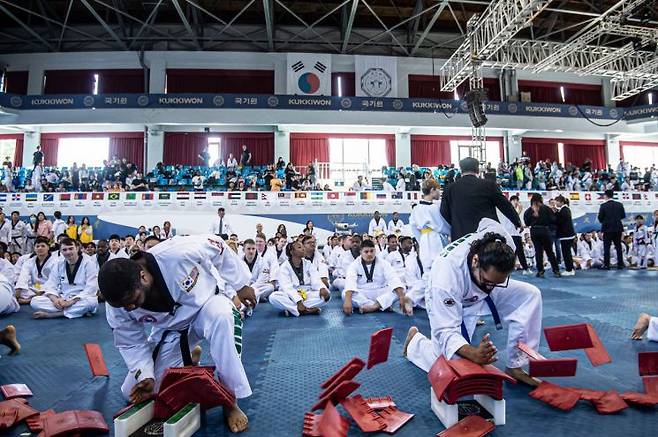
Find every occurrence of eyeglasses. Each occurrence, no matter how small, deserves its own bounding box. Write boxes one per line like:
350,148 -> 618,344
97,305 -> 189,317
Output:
479,267 -> 510,289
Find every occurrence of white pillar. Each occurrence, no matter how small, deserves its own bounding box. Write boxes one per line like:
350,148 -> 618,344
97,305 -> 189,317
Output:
22,129 -> 40,166
606,134 -> 620,168
146,128 -> 164,172
273,59 -> 287,94
274,130 -> 290,163
601,78 -> 614,107
395,133 -> 411,168
506,132 -> 522,161
27,66 -> 44,94
148,59 -> 166,94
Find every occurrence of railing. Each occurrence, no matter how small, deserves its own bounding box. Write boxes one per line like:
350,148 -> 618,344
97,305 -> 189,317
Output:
295,161 -> 381,187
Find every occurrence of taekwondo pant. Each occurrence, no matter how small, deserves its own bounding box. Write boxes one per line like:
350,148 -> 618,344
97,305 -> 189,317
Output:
406,278 -> 542,371
252,282 -> 275,302
419,231 -> 444,273
268,289 -> 329,317
648,317 -> 658,342
0,288 -> 19,315
120,294 -> 252,400
406,278 -> 426,309
341,286 -> 398,312
30,295 -> 98,318
633,244 -> 648,268
332,277 -> 346,292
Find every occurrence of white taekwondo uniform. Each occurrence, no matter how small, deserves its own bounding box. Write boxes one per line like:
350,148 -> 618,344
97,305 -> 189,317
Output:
15,253 -> 57,300
331,249 -> 358,291
342,256 -> 405,311
105,235 -> 252,401
306,250 -> 329,281
409,200 -> 450,274
8,220 -> 28,255
406,219 -> 542,372
108,248 -> 130,260
242,253 -> 277,301
404,252 -> 427,309
647,316 -> 658,342
632,224 -> 650,268
270,258 -> 329,316
0,273 -> 18,315
30,254 -> 99,318
368,217 -> 387,237
0,258 -> 17,285
387,218 -> 405,236
0,218 -> 10,246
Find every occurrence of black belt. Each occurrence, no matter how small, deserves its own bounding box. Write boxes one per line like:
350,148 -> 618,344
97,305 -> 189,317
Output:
460,296 -> 502,344
152,327 -> 193,367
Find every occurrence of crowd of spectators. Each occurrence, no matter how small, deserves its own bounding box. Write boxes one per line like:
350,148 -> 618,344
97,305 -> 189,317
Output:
1,143 -> 656,193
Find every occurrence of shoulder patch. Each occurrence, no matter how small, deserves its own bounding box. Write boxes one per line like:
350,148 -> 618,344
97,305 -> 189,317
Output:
207,238 -> 225,254
180,266 -> 199,292
443,298 -> 456,307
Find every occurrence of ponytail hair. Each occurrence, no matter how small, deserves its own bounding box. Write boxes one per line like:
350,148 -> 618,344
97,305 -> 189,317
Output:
468,232 -> 515,273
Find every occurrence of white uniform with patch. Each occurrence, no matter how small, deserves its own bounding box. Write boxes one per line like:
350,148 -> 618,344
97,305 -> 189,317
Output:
0,273 -> 18,315
307,250 -> 329,280
105,235 -> 252,400
109,248 -> 130,260
405,253 -> 427,309
342,256 -> 404,311
632,224 -> 650,268
648,316 -> 658,342
409,201 -> 450,273
387,219 -> 405,236
243,253 -> 277,301
0,258 -> 17,285
368,218 -> 387,237
15,253 -> 57,300
406,219 -> 542,371
270,258 -> 329,316
30,255 -> 99,318
9,220 -> 28,255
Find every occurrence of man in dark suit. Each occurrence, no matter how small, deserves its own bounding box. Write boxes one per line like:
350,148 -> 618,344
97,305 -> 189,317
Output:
597,189 -> 626,269
440,157 -> 521,240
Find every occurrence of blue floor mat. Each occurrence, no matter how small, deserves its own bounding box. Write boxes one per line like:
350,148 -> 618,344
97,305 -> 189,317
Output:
1,269 -> 657,436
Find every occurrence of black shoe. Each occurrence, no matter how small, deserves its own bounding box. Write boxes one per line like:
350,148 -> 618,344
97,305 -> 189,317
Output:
617,265 -> 625,270
536,271 -> 545,278
553,271 -> 562,278
599,266 -> 610,270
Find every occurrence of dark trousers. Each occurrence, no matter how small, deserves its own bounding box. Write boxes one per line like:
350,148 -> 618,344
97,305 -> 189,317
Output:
531,228 -> 560,273
559,238 -> 575,272
552,231 -> 562,265
512,236 -> 529,270
603,231 -> 624,268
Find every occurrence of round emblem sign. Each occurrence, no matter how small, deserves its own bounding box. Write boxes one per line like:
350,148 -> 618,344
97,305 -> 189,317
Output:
137,95 -> 149,107
9,96 -> 22,108
360,68 -> 392,98
213,96 -> 224,107
267,96 -> 279,107
83,96 -> 94,107
340,98 -> 352,109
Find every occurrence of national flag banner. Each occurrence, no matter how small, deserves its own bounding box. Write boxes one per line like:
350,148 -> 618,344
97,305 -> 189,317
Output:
176,192 -> 190,200
278,192 -> 291,199
75,193 -> 87,200
11,193 -> 20,201
343,192 -> 356,198
107,192 -> 119,201
43,194 -> 54,202
286,53 -> 331,96
261,193 -> 269,201
642,193 -> 648,200
584,193 -> 592,201
91,192 -> 104,200
632,193 -> 641,200
228,192 -> 241,200
355,55 -> 398,97
310,192 -> 323,200
159,192 -> 171,200
60,193 -> 71,201
391,192 -> 403,199
295,192 -> 307,199
597,192 -> 607,200
0,193 -> 7,202
326,192 -> 339,200
142,193 -> 154,201
621,192 -> 630,200
125,193 -> 137,201
244,192 -> 258,200
406,192 -> 419,200
376,193 -> 387,200
569,192 -> 580,201
359,192 -> 369,200
194,192 -> 207,200
25,193 -> 37,202
211,192 -> 224,197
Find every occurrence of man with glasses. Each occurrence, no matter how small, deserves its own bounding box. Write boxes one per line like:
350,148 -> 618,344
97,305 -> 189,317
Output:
403,218 -> 542,386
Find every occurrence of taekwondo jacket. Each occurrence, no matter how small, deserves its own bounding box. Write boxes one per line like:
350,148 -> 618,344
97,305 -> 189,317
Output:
43,254 -> 98,300
427,219 -> 515,361
16,253 -> 57,293
243,253 -> 277,285
344,256 -> 404,292
105,235 -> 251,384
276,258 -> 325,304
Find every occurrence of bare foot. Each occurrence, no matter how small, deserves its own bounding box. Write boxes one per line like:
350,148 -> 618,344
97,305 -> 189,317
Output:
191,345 -> 202,365
224,403 -> 248,433
0,325 -> 20,355
402,297 -> 414,316
403,326 -> 418,357
505,367 -> 541,387
632,313 -> 652,340
32,311 -> 63,319
359,302 -> 381,314
300,307 -> 321,316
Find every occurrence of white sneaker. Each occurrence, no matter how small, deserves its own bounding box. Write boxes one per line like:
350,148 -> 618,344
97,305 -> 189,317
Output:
522,269 -> 533,276
562,270 -> 575,276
